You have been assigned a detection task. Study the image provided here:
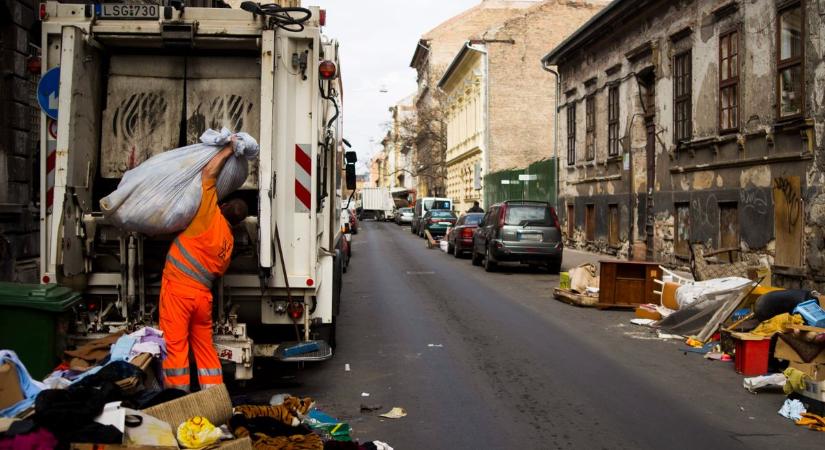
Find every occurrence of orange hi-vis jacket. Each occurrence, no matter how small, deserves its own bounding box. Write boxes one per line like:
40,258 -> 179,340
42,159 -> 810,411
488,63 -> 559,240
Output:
160,176 -> 233,391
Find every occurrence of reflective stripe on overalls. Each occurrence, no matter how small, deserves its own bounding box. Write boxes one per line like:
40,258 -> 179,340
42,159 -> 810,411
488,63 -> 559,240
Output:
165,238 -> 215,289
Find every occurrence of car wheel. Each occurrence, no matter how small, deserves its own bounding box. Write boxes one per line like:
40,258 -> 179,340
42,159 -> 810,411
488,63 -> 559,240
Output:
484,246 -> 497,272
453,244 -> 462,258
471,249 -> 482,266
547,259 -> 562,274
447,242 -> 454,254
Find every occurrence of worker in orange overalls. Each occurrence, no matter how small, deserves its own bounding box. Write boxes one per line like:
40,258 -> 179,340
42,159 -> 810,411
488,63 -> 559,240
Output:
159,142 -> 248,391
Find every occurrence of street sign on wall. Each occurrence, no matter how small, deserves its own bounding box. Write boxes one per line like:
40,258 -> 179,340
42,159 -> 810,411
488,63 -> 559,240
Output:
37,67 -> 60,120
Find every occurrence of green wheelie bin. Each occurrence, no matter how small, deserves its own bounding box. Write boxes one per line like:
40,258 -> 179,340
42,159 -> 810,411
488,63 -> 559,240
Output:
0,282 -> 82,379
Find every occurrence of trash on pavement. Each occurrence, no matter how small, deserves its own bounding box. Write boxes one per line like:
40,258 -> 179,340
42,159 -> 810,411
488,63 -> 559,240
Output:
176,416 -> 223,449
553,287 -> 598,307
379,407 -> 407,419
796,412 -> 825,431
784,367 -> 810,395
630,318 -> 656,327
361,392 -> 370,397
730,332 -> 771,376
568,263 -> 598,294
634,304 -> 662,321
304,408 -> 352,441
794,300 -> 825,328
743,373 -> 786,393
750,313 -> 804,337
360,404 -> 382,413
0,350 -> 45,418
779,398 -> 807,421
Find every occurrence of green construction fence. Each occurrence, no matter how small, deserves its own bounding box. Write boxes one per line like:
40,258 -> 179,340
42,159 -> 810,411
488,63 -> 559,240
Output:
483,158 -> 557,208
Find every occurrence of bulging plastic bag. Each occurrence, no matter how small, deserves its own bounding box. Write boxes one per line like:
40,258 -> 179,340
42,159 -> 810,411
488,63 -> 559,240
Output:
100,128 -> 259,235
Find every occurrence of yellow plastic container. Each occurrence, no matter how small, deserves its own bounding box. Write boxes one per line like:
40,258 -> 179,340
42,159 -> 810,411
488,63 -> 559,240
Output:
559,272 -> 571,290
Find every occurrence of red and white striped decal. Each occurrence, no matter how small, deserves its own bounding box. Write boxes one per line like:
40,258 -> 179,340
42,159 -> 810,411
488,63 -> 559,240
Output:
46,140 -> 56,210
295,144 -> 312,213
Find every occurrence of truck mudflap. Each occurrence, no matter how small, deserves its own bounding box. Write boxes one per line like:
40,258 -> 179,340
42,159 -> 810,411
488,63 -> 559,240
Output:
274,340 -> 333,362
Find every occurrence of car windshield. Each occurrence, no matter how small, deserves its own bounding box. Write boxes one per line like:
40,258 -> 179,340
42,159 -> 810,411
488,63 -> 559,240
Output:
505,205 -> 552,226
424,199 -> 451,211
400,208 -> 412,213
464,214 -> 484,225
431,211 -> 455,219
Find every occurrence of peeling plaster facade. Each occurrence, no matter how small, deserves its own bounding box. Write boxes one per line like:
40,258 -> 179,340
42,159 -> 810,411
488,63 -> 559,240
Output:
543,0 -> 825,288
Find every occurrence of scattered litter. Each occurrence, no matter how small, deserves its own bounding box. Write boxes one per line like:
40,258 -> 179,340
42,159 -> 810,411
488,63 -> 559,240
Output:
360,404 -> 383,412
656,331 -> 684,340
682,341 -> 718,355
685,337 -> 704,348
743,373 -> 786,393
778,399 -> 806,421
630,318 -> 656,327
585,286 -> 600,295
427,344 -> 443,348
176,416 -> 223,449
704,352 -> 732,361
379,407 -> 407,419
345,364 -> 351,372
372,441 -> 395,450
361,392 -> 370,397
269,393 -> 290,406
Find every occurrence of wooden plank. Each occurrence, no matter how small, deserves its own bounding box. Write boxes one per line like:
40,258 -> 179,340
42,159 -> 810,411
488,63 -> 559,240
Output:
773,176 -> 803,267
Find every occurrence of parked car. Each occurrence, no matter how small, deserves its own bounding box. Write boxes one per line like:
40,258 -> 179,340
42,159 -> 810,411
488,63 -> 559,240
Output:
411,197 -> 452,235
419,210 -> 457,238
395,207 -> 413,225
343,207 -> 359,234
471,201 -> 563,273
446,213 -> 485,257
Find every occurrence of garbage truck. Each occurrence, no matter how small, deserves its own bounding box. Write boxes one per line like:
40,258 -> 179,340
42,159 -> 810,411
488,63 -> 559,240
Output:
38,1 -> 356,380
358,187 -> 394,221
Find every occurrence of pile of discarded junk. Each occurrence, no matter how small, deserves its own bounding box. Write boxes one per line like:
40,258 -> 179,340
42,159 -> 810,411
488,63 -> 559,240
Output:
0,323 -> 392,449
554,243 -> 825,432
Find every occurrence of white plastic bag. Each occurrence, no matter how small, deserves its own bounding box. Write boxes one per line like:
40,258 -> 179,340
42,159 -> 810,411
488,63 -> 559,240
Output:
100,128 -> 259,235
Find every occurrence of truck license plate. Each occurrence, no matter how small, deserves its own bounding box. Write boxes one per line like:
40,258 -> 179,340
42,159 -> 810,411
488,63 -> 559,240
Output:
95,4 -> 160,20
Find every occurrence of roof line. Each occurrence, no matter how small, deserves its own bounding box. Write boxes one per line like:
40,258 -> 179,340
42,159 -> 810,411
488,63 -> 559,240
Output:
542,0 -> 637,65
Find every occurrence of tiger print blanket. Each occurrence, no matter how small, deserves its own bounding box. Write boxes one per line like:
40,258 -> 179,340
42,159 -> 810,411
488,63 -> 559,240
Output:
232,398 -> 321,450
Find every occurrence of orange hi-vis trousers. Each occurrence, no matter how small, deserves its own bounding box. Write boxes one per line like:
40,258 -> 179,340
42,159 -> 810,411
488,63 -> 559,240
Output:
159,278 -> 223,391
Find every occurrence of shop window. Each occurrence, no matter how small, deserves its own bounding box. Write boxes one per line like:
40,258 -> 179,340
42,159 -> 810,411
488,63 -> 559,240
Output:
719,202 -> 739,261
608,204 -> 620,247
673,51 -> 692,142
719,30 -> 739,131
675,203 -> 690,257
608,86 -> 620,156
585,204 -> 595,242
777,2 -> 804,118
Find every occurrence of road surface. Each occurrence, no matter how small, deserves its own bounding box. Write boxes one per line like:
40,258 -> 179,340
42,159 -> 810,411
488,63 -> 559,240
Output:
236,221 -> 822,449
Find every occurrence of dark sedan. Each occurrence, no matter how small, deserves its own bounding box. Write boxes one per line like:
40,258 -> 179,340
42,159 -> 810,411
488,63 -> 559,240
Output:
446,213 -> 484,258
419,210 -> 457,238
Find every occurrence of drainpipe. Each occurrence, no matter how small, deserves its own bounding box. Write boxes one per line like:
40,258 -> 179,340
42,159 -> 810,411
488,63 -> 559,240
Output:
467,42 -> 489,208
541,60 -> 560,216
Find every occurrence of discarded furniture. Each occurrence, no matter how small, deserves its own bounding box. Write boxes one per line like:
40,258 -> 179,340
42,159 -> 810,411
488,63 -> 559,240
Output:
689,242 -> 760,281
598,261 -> 663,309
553,288 -> 598,307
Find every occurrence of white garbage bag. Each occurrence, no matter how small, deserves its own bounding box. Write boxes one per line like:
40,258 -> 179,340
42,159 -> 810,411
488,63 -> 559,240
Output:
100,128 -> 259,235
674,276 -> 752,309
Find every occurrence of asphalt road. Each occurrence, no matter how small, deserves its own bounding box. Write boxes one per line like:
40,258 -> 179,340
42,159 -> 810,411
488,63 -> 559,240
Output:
235,221 -> 823,449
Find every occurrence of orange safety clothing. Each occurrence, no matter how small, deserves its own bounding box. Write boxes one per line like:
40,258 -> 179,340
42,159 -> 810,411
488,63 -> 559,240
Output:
160,175 -> 233,391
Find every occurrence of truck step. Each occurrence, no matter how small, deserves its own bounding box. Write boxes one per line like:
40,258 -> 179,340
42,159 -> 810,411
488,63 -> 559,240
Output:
274,340 -> 333,362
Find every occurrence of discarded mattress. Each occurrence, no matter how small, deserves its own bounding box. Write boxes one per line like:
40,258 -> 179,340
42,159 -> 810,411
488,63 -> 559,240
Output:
675,277 -> 752,310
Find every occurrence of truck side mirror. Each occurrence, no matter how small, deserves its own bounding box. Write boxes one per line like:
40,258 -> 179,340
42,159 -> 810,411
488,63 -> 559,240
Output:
344,151 -> 357,165
345,164 -> 356,190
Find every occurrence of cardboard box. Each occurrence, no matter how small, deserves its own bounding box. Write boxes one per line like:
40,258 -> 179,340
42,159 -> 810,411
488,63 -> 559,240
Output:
773,336 -> 825,364
0,362 -> 24,411
802,378 -> 825,402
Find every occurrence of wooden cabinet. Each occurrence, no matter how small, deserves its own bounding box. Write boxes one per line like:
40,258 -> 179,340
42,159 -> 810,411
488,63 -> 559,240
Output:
598,260 -> 662,309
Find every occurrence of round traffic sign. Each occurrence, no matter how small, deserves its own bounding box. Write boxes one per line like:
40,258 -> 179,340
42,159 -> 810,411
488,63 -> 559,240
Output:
37,67 -> 60,120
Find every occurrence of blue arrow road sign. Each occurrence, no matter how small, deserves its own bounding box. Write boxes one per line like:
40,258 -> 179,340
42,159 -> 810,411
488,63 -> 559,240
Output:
37,67 -> 60,120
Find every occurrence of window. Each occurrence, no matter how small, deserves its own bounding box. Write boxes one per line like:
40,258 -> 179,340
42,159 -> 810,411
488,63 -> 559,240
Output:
675,203 -> 690,257
673,51 -> 692,142
719,202 -> 739,261
777,2 -> 804,118
567,204 -> 575,238
608,86 -> 620,156
585,204 -> 595,241
719,30 -> 739,131
608,204 -> 620,247
585,96 -> 595,161
566,104 -> 576,165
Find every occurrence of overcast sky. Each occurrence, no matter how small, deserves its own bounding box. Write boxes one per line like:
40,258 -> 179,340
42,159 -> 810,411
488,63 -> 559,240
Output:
313,0 -> 479,172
